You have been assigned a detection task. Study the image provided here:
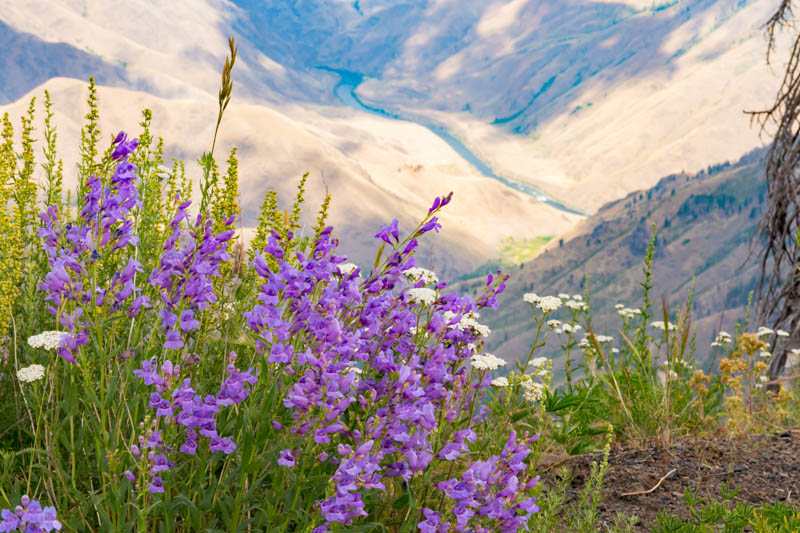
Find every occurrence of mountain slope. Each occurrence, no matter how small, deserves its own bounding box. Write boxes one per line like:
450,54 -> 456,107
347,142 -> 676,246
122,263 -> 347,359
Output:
0,77 -> 581,277
464,147 -> 767,370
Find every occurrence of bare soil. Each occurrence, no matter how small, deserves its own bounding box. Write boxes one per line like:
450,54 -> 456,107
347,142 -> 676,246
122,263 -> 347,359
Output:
542,430 -> 800,531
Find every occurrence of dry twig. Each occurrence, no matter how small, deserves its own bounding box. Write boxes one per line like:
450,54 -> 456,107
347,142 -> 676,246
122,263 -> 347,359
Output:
619,468 -> 677,497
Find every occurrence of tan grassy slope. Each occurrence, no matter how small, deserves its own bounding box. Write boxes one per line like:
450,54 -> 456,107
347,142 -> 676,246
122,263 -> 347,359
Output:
459,148 -> 767,368
358,0 -> 780,213
1,0 -> 780,219
0,77 -> 581,277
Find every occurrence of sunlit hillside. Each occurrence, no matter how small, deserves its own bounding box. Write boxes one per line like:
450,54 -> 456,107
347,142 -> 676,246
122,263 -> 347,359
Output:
0,0 -> 784,275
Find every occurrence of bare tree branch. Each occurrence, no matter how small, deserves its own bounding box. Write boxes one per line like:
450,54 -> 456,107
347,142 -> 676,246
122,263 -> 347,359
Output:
746,1 -> 800,382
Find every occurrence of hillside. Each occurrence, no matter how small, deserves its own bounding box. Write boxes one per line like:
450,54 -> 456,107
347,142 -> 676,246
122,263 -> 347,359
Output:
0,1 -> 782,260
0,78 -> 583,278
462,148 -> 768,372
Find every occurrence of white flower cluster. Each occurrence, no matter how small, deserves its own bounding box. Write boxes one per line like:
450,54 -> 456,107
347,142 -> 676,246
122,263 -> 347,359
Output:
523,293 -> 563,312
759,350 -> 772,359
594,335 -> 614,344
443,311 -> 491,338
521,378 -> 547,402
402,267 -> 439,286
27,331 -> 65,351
650,321 -> 677,332
777,329 -> 790,337
491,376 -> 509,388
757,326 -> 774,338
337,262 -> 359,275
471,353 -> 506,370
554,323 -> 582,335
528,357 -> 551,376
711,331 -> 732,347
406,287 -> 437,306
578,336 -> 592,351
565,299 -> 588,312
17,364 -> 45,383
617,306 -> 641,321
537,296 -> 563,313
546,319 -> 562,329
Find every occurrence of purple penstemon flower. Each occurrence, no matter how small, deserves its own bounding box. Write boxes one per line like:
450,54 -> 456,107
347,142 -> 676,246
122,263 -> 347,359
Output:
37,131 -> 144,364
132,352 -> 255,493
148,198 -> 234,351
242,196 -> 538,530
0,495 -> 61,532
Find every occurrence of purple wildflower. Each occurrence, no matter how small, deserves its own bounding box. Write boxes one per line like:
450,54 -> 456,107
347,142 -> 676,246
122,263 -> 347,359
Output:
0,496 -> 60,532
278,449 -> 295,467
148,477 -> 165,494
242,204 -> 526,530
149,199 -> 234,351
37,131 -> 143,364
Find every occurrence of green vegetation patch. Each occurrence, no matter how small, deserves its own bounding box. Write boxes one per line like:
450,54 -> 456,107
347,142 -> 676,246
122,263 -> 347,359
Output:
501,235 -> 554,265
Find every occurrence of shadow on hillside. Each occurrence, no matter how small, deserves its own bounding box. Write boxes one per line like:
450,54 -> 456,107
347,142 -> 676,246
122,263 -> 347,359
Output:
0,20 -> 128,104
224,0 -> 753,131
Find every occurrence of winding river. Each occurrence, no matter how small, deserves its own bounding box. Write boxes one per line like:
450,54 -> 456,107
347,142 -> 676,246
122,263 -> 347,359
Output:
318,66 -> 584,216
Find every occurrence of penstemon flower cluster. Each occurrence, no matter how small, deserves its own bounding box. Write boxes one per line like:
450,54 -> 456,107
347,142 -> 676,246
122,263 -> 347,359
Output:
149,199 -> 235,351
130,352 -> 257,493
0,496 -> 61,532
23,126 -> 541,531
244,194 -> 539,531
37,132 -> 144,364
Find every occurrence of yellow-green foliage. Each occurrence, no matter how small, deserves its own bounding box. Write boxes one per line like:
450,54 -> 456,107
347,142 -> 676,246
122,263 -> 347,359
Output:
251,189 -> 281,260
0,115 -> 24,339
288,171 -> 308,234
15,98 -> 38,232
249,173 -> 314,269
164,158 -> 192,224
313,190 -> 332,242
78,76 -> 100,199
41,90 -> 64,209
132,109 -> 168,266
211,147 -> 241,235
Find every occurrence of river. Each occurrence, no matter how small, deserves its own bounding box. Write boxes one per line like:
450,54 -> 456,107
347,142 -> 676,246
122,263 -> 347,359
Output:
317,66 -> 584,216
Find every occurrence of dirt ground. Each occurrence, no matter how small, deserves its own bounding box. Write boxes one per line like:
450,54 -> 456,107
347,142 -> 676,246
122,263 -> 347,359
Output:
542,430 -> 800,531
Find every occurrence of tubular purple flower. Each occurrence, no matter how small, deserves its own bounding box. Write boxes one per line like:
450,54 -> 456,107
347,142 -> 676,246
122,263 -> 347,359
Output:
278,449 -> 296,467
148,477 -> 165,494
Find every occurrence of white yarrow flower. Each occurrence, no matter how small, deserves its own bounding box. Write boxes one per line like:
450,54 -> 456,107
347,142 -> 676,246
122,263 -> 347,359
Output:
407,288 -> 437,305
338,263 -> 359,275
521,379 -> 547,402
523,293 -> 539,304
470,353 -> 506,370
594,335 -> 614,343
491,377 -> 509,388
558,293 -> 570,300
759,350 -> 772,359
17,364 -> 45,383
529,357 -> 548,369
403,267 -> 439,285
757,326 -> 774,337
614,303 -> 625,310
759,375 -> 769,383
777,329 -> 790,337
27,331 -> 65,351
546,319 -> 562,329
457,314 -> 490,337
536,296 -> 562,313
